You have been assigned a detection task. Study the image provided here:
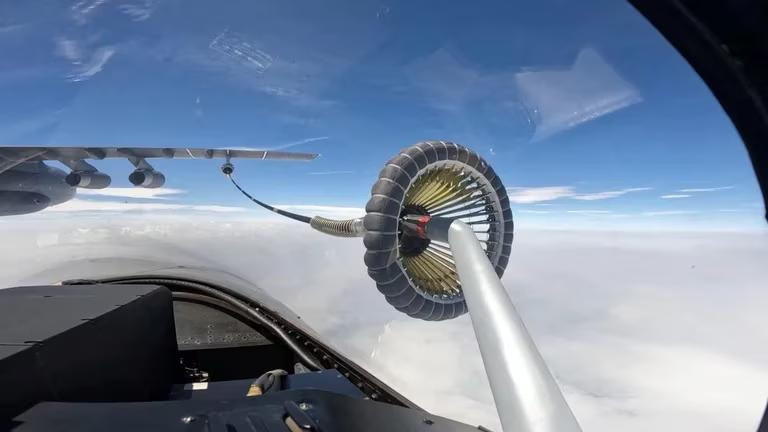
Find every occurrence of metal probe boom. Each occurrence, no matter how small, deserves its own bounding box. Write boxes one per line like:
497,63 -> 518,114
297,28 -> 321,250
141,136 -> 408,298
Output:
426,216 -> 582,432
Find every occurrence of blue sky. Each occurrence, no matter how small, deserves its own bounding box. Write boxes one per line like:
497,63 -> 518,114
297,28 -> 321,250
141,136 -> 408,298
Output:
1,0 -> 765,230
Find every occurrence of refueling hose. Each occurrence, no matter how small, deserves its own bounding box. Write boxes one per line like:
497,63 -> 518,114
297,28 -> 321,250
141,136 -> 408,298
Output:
226,170 -> 365,237
227,174 -> 311,224
309,216 -> 365,237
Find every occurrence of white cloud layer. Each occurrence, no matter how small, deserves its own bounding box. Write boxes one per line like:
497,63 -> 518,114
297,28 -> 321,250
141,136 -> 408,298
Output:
661,194 -> 691,199
39,198 -> 365,220
1,216 -> 766,432
44,198 -> 246,213
77,187 -> 186,199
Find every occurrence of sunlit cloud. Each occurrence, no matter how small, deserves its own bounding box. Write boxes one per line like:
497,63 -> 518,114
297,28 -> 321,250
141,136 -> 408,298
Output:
77,188 -> 186,200
678,186 -> 734,193
572,187 -> 651,201
661,194 -> 691,199
507,186 -> 651,203
67,47 -> 115,82
54,37 -> 116,82
507,186 -> 576,203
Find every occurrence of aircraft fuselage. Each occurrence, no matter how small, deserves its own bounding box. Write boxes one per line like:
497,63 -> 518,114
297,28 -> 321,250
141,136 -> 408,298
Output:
0,162 -> 75,216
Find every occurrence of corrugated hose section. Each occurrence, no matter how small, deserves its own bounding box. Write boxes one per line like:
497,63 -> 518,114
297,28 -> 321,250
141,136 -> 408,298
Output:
309,216 -> 365,238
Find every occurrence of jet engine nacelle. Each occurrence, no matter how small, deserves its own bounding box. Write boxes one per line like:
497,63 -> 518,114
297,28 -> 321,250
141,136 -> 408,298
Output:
65,171 -> 111,189
129,169 -> 165,188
